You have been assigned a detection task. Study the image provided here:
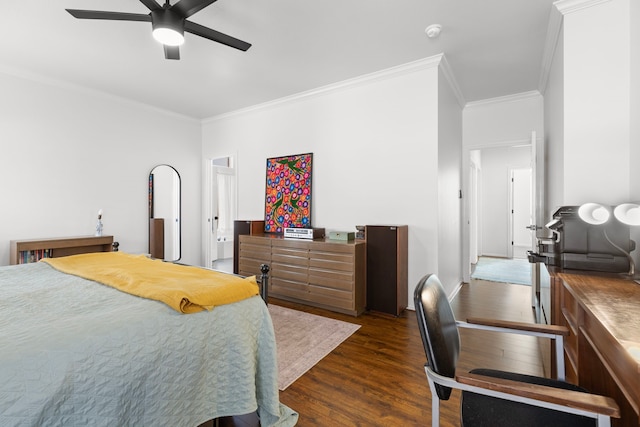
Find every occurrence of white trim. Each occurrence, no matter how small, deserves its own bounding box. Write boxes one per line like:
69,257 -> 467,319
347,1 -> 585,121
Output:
448,280 -> 465,300
203,54 -> 450,123
555,0 -> 613,15
0,63 -> 200,124
464,90 -> 541,110
438,54 -> 466,108
465,137 -> 532,151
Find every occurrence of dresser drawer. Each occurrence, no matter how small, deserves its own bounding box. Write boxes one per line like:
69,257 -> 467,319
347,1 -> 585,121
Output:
308,268 -> 353,291
272,248 -> 309,267
308,256 -> 353,272
309,285 -> 353,310
271,262 -> 308,283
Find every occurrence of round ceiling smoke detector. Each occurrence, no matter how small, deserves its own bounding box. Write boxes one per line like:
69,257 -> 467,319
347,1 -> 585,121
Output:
425,24 -> 442,38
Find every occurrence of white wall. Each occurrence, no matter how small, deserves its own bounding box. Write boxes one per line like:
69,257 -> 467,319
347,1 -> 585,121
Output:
544,24 -> 565,219
202,57 -> 461,303
437,67 -> 463,290
562,0 -> 631,205
543,0 -> 639,267
0,70 -> 202,266
464,92 -> 544,148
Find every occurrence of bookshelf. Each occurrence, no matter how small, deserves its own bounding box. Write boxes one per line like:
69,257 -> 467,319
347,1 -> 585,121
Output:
9,235 -> 115,265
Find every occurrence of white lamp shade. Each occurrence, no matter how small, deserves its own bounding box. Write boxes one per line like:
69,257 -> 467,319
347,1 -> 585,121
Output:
614,203 -> 640,226
578,203 -> 610,225
152,28 -> 184,46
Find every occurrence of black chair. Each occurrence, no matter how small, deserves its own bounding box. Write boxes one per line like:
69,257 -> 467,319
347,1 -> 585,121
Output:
414,274 -> 619,427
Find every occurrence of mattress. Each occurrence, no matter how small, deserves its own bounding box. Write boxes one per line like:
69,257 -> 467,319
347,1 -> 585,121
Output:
0,261 -> 298,427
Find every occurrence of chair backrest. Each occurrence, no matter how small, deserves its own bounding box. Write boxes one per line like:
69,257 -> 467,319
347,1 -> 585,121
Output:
413,274 -> 461,400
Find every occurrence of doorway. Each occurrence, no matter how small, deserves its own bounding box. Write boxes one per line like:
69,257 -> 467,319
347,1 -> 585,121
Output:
465,141 -> 534,283
206,156 -> 236,273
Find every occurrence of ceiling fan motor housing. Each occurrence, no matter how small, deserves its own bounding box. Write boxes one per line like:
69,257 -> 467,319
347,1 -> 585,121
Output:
151,9 -> 185,44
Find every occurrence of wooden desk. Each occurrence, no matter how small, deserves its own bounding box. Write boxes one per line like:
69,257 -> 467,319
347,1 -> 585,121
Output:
558,273 -> 640,426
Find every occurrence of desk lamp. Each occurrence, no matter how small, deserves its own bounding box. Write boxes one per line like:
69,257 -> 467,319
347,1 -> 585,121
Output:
578,202 -> 639,279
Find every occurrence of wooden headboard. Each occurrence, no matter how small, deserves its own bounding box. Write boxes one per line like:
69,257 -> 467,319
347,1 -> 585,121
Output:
9,235 -> 116,265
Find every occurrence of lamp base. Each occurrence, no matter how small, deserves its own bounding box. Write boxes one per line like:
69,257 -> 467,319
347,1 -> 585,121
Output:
615,272 -> 640,283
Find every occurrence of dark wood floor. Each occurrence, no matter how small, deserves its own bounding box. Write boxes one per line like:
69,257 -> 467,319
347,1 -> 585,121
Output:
217,279 -> 543,427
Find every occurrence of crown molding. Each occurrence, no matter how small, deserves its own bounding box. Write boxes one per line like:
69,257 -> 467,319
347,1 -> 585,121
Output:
464,90 -> 541,109
205,54 -> 453,123
555,0 -> 612,15
438,54 -> 466,108
538,0 -> 613,94
464,137 -> 535,151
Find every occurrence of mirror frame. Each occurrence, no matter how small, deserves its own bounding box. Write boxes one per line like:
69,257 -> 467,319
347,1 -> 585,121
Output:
148,164 -> 181,262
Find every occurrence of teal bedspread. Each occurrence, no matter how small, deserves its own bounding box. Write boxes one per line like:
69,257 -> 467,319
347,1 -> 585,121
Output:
0,262 -> 298,427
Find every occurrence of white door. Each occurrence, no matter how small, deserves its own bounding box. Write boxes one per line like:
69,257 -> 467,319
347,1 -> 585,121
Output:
510,168 -> 532,259
469,161 -> 479,264
205,157 -> 236,268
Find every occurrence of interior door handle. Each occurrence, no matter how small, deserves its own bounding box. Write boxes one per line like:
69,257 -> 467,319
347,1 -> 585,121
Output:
525,225 -> 540,230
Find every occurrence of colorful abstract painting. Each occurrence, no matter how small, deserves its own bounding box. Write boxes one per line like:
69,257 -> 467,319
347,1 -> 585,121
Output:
264,153 -> 313,233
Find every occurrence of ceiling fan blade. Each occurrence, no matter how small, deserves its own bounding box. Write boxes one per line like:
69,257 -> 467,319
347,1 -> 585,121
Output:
164,45 -> 180,60
184,20 -> 251,51
66,9 -> 151,23
172,0 -> 218,18
139,0 -> 162,12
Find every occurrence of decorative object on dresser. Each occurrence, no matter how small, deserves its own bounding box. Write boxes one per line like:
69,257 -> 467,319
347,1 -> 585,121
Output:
328,231 -> 355,241
233,220 -> 265,274
9,235 -> 115,265
264,153 -> 313,233
95,208 -> 103,236
283,227 -> 325,240
238,234 -> 366,316
365,225 -> 408,316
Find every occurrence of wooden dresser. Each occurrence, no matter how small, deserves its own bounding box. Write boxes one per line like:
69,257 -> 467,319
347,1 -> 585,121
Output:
556,272 -> 640,426
238,234 -> 366,316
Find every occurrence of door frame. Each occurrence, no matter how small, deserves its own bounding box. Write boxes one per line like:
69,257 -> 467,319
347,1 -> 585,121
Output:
462,134 -> 542,282
203,154 -> 237,269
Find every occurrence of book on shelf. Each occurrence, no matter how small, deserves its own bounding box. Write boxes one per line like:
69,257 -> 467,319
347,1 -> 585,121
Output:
19,249 -> 52,264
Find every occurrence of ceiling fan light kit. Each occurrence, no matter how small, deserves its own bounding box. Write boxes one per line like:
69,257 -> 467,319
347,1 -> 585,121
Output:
66,0 -> 251,60
151,9 -> 185,46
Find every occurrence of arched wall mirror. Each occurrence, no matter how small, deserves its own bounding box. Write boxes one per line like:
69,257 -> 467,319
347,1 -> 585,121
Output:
149,165 -> 181,262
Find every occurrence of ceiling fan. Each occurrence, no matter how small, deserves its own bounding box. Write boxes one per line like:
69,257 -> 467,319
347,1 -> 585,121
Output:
66,0 -> 251,60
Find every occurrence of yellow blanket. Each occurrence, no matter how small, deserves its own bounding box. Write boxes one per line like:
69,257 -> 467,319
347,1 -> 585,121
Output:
42,252 -> 259,314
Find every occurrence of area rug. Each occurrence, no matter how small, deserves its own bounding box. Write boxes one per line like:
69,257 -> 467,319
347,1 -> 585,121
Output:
471,256 -> 532,285
268,305 -> 360,390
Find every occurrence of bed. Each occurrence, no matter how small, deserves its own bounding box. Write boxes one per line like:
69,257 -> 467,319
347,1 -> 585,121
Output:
0,252 -> 298,427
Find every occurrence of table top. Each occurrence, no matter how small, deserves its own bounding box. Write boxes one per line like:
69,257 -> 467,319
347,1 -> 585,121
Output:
558,272 -> 640,367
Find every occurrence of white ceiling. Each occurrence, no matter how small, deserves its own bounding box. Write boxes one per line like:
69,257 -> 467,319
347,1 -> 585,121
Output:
0,0 -> 555,119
